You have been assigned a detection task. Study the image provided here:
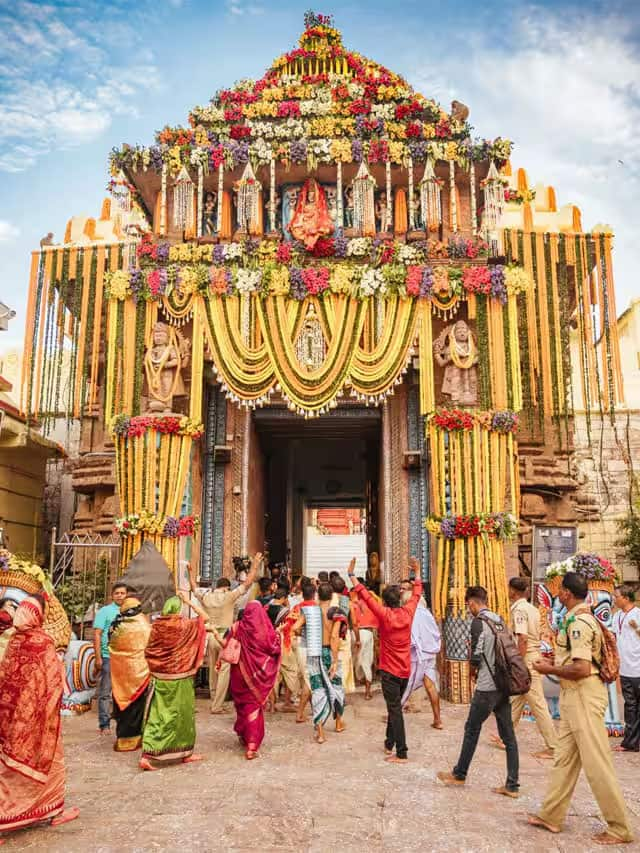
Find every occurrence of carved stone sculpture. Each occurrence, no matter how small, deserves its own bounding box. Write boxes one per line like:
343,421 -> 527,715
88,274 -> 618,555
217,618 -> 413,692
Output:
434,319 -> 478,406
143,322 -> 188,413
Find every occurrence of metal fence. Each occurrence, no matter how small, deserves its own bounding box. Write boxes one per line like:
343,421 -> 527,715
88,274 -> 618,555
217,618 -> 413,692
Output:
49,528 -> 121,639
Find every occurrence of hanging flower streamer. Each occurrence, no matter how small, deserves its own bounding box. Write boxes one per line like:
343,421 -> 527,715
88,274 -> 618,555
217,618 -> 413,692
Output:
172,166 -> 195,232
481,161 -> 506,231
235,161 -> 262,234
352,160 -> 376,236
420,159 -> 443,233
427,413 -> 518,621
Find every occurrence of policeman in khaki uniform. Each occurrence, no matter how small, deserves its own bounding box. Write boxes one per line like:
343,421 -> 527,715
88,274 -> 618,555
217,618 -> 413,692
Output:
528,572 -> 634,846
491,576 -> 557,757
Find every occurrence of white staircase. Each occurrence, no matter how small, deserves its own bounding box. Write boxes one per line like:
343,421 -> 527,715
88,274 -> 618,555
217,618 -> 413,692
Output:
304,529 -> 367,578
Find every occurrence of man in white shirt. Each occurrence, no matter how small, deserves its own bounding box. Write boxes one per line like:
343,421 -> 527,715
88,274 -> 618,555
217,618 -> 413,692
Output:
612,583 -> 640,752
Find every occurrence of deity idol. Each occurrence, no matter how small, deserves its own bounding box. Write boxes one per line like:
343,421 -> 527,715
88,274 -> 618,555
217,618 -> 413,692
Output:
288,178 -> 334,249
325,186 -> 338,225
433,320 -> 478,406
202,191 -> 217,236
343,186 -> 355,228
143,322 -> 187,413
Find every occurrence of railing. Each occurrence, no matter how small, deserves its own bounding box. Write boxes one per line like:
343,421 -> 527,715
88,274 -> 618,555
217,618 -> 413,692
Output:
49,528 -> 121,639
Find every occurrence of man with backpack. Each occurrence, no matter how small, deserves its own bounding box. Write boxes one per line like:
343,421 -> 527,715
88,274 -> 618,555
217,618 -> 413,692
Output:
528,571 -> 633,845
437,586 -> 521,798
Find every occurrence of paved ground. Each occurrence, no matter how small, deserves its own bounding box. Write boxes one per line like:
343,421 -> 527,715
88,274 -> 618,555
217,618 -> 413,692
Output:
3,689 -> 639,852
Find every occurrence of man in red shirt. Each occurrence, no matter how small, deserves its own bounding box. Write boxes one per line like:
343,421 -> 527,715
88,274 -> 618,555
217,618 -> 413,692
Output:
348,557 -> 423,763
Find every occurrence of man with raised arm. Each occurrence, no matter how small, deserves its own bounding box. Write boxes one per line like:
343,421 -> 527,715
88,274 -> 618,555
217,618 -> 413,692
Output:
188,552 -> 260,714
347,557 -> 423,764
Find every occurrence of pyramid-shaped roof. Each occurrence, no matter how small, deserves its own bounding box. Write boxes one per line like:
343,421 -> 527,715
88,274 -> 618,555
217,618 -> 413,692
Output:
110,13 -> 511,179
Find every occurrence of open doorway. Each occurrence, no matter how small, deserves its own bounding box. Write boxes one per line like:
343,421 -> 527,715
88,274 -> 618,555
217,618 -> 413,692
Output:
253,407 -> 381,578
305,505 -> 368,579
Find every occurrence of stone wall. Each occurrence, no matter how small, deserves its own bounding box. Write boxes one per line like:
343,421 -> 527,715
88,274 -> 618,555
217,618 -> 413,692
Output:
572,411 -> 640,581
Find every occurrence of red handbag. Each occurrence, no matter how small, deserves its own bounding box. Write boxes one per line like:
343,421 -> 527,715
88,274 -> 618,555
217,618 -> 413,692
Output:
219,635 -> 241,665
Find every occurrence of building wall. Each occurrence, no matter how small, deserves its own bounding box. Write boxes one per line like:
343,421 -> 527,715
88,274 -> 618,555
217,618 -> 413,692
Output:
567,299 -> 640,581
0,442 -> 51,559
572,412 -> 640,581
246,416 -> 266,558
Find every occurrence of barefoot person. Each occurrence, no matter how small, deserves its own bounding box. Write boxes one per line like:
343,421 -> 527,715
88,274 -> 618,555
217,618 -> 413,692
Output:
399,579 -> 442,729
350,579 -> 379,700
612,583 -> 640,753
188,554 -> 259,715
92,581 -> 128,735
227,600 -> 281,760
348,557 -> 423,764
0,595 -> 79,837
108,597 -> 152,752
490,577 -> 557,758
437,586 -> 519,796
528,572 -> 634,845
293,582 -> 346,744
292,580 -> 317,723
139,594 -> 208,771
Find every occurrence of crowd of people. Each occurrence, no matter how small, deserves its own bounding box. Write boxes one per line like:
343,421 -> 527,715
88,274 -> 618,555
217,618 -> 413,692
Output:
0,557 -> 638,846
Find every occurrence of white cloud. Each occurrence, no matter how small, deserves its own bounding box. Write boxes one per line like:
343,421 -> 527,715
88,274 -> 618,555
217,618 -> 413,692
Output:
0,1 -> 162,171
226,0 -> 264,16
408,8 -> 640,311
0,220 -> 20,242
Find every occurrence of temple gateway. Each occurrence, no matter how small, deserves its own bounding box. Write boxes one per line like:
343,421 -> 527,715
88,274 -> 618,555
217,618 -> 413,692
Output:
21,14 -> 625,701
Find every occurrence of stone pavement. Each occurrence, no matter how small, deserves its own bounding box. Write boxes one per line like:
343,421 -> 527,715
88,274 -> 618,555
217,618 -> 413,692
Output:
4,691 -> 639,852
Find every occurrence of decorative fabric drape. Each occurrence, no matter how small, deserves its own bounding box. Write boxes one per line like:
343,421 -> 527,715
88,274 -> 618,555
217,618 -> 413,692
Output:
201,293 -> 421,414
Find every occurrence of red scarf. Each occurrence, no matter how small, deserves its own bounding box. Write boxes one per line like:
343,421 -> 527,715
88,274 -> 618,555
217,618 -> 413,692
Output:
145,615 -> 206,680
233,601 -> 281,705
0,624 -> 62,783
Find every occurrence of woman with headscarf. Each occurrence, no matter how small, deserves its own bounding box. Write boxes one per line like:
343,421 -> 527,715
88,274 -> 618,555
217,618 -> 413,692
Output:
0,595 -> 79,836
227,600 -> 281,760
139,593 -> 208,771
108,596 -> 151,752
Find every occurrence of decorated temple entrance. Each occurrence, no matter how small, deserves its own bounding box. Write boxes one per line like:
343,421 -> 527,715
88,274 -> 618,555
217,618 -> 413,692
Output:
253,406 -> 380,575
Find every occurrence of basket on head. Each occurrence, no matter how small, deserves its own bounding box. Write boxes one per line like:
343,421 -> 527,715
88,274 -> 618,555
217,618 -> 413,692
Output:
0,570 -> 42,596
44,593 -> 72,652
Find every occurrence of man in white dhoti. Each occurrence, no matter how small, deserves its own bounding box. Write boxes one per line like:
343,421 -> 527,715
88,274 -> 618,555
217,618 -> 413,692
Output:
400,579 -> 443,729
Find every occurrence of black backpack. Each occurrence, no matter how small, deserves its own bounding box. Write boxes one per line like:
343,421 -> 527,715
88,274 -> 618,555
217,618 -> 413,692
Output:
478,614 -> 531,696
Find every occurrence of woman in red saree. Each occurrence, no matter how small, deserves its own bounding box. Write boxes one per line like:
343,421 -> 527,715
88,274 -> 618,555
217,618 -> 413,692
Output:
228,600 -> 281,760
288,178 -> 334,249
0,595 -> 79,837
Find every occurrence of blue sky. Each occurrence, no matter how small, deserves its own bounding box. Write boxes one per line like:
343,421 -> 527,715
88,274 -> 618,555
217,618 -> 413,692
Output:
1,0 -> 638,350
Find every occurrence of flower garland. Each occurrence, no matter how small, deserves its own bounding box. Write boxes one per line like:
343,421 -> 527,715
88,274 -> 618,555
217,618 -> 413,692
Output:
104,234 -> 531,305
0,548 -> 52,593
429,409 -> 519,434
107,259 -> 526,305
115,512 -> 200,539
111,414 -> 204,439
425,511 -> 518,542
545,553 -> 619,584
109,20 -> 512,178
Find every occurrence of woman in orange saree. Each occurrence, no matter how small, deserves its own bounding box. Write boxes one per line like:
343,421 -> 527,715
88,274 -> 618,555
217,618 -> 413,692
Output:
288,178 -> 334,249
0,595 -> 79,837
228,600 -> 281,760
108,597 -> 151,752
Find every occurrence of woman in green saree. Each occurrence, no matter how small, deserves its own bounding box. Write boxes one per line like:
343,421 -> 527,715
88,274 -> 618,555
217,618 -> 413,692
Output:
139,595 -> 208,771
